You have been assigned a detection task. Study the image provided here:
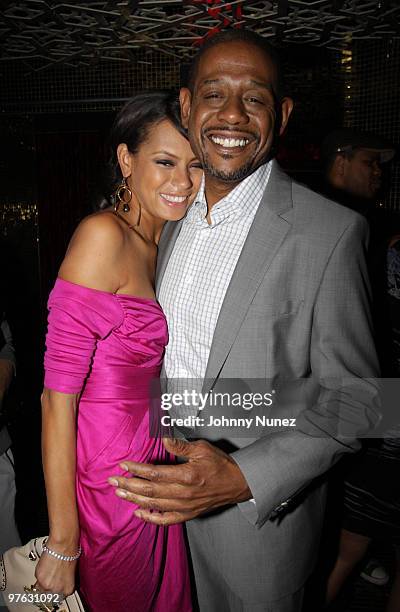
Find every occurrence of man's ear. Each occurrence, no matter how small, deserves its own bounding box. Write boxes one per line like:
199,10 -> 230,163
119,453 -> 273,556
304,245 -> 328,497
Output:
333,154 -> 346,177
180,87 -> 192,129
279,97 -> 294,135
116,143 -> 132,178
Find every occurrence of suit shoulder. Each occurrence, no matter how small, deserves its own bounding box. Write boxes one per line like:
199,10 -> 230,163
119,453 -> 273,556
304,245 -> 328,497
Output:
291,179 -> 367,235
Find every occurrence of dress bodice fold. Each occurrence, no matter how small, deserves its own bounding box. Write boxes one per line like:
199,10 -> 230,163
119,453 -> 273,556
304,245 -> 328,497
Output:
44,278 -> 168,394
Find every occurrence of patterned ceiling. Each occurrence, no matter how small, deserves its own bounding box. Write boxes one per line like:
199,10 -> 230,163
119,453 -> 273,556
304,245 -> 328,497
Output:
0,0 -> 399,72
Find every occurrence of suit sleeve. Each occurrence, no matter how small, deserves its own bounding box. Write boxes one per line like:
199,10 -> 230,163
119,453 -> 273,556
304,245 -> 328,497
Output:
232,214 -> 381,526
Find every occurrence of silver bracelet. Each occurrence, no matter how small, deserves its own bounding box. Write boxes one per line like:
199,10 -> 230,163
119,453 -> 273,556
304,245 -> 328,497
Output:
42,540 -> 82,562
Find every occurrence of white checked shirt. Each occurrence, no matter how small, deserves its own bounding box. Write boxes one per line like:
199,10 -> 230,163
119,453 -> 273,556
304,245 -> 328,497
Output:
159,161 -> 272,383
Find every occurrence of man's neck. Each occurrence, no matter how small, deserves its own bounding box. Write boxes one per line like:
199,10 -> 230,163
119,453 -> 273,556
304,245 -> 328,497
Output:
203,176 -> 239,224
204,176 -> 241,211
203,160 -> 271,212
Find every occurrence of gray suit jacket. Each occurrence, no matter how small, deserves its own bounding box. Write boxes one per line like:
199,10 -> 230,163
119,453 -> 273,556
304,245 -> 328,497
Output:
156,161 -> 380,602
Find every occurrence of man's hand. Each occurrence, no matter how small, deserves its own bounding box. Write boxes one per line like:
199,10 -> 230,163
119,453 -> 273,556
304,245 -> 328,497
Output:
108,438 -> 252,525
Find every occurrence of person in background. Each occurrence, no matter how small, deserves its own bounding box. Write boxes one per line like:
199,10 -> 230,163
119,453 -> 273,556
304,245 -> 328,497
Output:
0,310 -> 20,554
320,128 -> 395,213
321,128 -> 397,373
326,418 -> 400,612
387,233 -> 400,373
321,130 -> 400,611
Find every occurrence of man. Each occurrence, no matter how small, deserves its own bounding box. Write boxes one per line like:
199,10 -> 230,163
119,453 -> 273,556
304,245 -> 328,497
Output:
321,128 -> 396,375
320,131 -> 398,597
320,128 -> 395,213
110,30 -> 380,611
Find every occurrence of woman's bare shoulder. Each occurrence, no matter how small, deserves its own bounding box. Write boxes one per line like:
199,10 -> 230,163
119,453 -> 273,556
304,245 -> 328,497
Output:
70,210 -> 125,246
59,211 -> 126,292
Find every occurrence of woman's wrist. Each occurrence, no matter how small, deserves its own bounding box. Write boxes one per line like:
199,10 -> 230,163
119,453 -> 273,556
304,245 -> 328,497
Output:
47,533 -> 80,554
43,539 -> 81,562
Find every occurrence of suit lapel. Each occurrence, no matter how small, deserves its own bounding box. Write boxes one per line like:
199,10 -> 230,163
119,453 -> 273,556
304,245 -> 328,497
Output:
203,162 -> 293,389
156,221 -> 183,380
155,220 -> 183,295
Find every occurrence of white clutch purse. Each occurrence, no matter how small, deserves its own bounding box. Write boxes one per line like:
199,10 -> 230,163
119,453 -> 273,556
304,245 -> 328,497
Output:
0,537 -> 85,611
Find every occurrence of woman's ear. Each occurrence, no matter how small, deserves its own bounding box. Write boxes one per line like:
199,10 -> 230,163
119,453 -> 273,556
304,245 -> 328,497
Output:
116,143 -> 133,178
180,88 -> 192,129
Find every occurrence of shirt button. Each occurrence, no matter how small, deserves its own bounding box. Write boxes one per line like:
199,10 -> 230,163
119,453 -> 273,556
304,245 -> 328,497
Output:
176,323 -> 184,330
185,276 -> 193,285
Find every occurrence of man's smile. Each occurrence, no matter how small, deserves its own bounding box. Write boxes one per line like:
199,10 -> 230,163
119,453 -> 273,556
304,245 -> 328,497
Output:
209,135 -> 250,148
203,128 -> 257,156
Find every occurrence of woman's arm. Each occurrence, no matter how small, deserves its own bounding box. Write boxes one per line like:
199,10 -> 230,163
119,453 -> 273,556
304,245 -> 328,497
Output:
42,389 -> 80,549
35,389 -> 80,595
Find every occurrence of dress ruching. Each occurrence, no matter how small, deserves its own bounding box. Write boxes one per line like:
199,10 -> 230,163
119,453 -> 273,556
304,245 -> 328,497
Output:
44,279 -> 124,394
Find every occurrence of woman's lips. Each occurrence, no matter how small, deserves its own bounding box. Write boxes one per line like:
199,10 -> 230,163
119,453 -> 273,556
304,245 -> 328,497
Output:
160,193 -> 189,207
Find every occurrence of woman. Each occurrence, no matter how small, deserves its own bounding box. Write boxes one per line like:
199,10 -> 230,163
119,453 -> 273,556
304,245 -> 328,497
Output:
35,91 -> 202,611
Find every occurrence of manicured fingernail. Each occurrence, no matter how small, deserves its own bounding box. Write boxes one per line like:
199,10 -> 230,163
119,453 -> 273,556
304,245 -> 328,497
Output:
116,488 -> 127,498
134,510 -> 143,518
120,463 -> 129,471
108,478 -> 119,486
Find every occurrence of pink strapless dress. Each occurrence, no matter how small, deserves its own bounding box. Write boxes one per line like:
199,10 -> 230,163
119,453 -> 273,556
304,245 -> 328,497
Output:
44,278 -> 192,612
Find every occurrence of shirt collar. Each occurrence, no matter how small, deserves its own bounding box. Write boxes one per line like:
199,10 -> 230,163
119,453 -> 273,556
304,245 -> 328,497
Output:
186,161 -> 273,227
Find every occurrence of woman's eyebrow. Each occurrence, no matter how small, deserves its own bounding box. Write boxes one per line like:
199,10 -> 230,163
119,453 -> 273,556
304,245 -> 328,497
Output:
153,150 -> 179,158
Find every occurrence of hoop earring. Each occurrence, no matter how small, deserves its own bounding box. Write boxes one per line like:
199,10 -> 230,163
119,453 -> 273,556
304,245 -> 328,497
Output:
113,177 -> 132,213
136,200 -> 142,227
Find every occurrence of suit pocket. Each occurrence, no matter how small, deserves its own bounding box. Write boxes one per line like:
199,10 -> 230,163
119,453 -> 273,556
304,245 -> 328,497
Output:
248,298 -> 304,317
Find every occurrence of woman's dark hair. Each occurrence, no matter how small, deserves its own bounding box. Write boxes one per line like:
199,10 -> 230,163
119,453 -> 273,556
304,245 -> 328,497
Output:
97,90 -> 187,209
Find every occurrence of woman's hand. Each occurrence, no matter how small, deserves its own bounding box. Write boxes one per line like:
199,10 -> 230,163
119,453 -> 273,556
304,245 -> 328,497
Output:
35,551 -> 77,598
